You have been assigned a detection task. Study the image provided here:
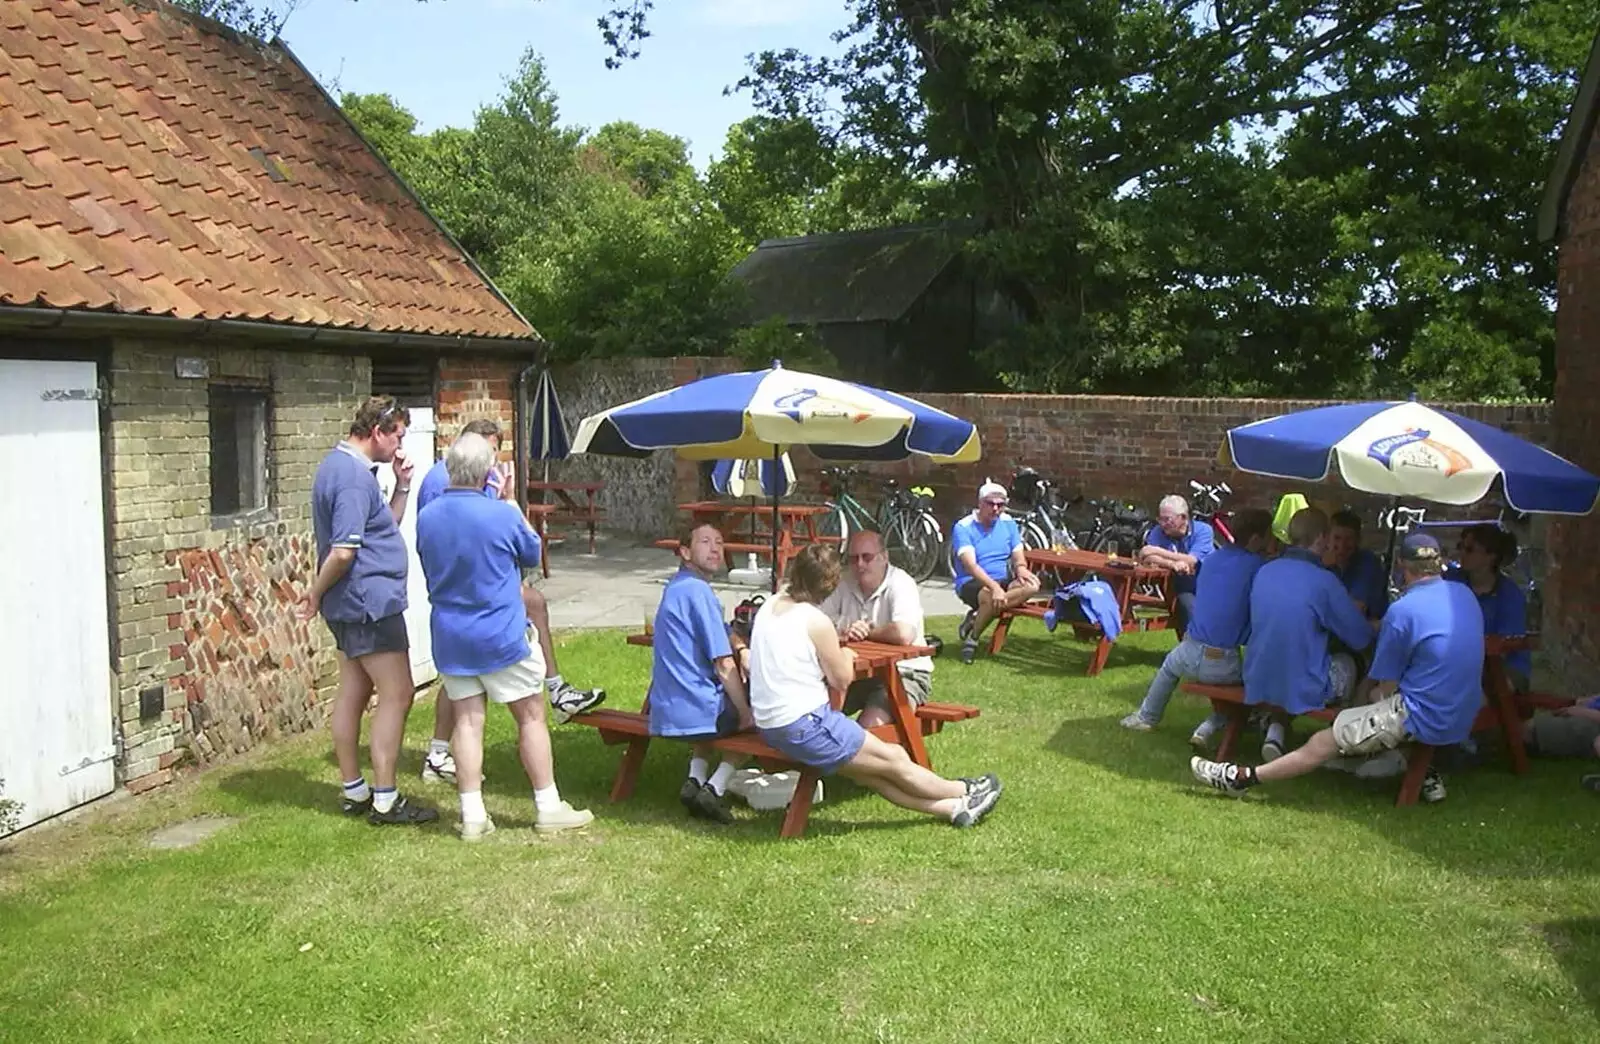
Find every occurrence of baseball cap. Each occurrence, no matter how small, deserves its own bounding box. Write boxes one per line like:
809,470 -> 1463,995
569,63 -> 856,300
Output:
978,480 -> 1008,503
1398,532 -> 1442,561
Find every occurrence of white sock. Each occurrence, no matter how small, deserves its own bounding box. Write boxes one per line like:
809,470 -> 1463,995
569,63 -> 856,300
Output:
707,762 -> 737,796
342,778 -> 370,803
459,790 -> 487,824
688,757 -> 709,785
533,784 -> 562,812
372,787 -> 398,814
1193,720 -> 1219,739
545,674 -> 565,693
428,738 -> 450,760
1266,723 -> 1285,746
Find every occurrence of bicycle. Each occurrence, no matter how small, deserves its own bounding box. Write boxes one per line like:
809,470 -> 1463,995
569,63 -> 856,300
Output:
1188,480 -> 1234,545
1378,503 -> 1542,623
1068,496 -> 1151,555
818,466 -> 945,582
1008,467 -> 1080,551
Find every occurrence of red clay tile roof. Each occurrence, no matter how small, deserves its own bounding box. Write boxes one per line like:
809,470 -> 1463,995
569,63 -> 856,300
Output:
0,0 -> 534,339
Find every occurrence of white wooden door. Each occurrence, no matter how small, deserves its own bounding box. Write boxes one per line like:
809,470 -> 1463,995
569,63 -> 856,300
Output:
0,358 -> 115,833
375,407 -> 436,685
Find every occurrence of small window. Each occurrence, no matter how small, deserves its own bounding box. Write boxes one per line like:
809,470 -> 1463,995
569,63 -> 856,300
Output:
209,385 -> 271,522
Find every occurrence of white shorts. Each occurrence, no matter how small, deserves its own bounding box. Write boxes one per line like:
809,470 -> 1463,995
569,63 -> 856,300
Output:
441,648 -> 546,705
1331,693 -> 1413,756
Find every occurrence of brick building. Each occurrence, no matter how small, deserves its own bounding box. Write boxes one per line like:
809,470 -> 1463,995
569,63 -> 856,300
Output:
1538,27 -> 1600,691
0,0 -> 539,830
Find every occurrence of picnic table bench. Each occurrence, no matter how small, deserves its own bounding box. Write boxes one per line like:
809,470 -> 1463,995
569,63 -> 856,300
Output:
1179,636 -> 1570,806
572,637 -> 979,838
987,549 -> 1176,676
527,480 -> 605,555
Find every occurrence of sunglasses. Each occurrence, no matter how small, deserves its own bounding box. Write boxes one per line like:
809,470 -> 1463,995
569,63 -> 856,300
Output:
848,551 -> 880,562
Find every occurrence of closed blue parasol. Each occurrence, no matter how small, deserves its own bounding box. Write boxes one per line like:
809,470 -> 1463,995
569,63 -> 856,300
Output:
529,367 -> 571,463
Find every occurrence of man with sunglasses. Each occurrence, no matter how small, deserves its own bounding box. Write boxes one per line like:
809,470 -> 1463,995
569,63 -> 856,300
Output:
821,530 -> 932,727
952,480 -> 1040,664
298,397 -> 437,825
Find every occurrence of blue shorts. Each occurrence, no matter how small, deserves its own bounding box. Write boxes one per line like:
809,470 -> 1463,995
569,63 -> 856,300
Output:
761,705 -> 868,775
674,701 -> 742,742
325,614 -> 409,659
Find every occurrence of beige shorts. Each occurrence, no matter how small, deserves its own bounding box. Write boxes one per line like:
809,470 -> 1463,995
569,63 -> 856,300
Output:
843,669 -> 932,716
441,650 -> 546,705
1331,693 -> 1414,756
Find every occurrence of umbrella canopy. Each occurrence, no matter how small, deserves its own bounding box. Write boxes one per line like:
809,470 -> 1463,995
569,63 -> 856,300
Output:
712,455 -> 796,498
529,368 -> 572,462
571,364 -> 981,463
1221,400 -> 1599,516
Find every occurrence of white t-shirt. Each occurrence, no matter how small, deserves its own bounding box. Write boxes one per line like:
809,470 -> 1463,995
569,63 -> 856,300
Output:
748,599 -> 830,730
819,565 -> 933,674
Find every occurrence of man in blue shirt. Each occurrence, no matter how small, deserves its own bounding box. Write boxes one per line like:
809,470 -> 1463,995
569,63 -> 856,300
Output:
414,420 -> 604,787
1193,532 -> 1483,804
1240,508 -> 1374,762
1327,510 -> 1388,620
1447,523 -> 1532,690
1122,509 -> 1274,748
651,522 -> 754,824
417,433 -> 592,839
951,480 -> 1040,664
1139,494 -> 1216,635
297,396 -> 436,826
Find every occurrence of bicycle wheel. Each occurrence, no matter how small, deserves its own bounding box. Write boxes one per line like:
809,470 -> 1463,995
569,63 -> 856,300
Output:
1021,519 -> 1052,552
817,502 -> 850,547
882,512 -> 932,582
904,510 -> 945,582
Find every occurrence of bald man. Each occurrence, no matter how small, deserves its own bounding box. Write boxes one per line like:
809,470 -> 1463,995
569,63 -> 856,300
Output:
819,530 -> 933,727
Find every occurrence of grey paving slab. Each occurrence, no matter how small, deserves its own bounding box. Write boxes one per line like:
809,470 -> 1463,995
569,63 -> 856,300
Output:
537,533 -> 967,632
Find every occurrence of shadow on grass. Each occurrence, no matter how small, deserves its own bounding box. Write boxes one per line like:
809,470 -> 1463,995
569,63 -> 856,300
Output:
1043,714 -> 1189,787
217,767 -> 353,818
1544,918 -> 1600,1018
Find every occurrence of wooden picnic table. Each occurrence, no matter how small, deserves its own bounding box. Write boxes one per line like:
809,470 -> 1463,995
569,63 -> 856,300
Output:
527,480 -> 605,554
589,634 -> 977,837
524,503 -> 557,579
987,548 -> 1176,675
662,500 -> 834,583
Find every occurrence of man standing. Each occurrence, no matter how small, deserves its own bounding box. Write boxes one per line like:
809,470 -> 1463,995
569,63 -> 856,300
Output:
821,530 -> 932,727
1121,509 -> 1274,749
1326,510 -> 1388,619
650,522 -> 754,824
1192,533 -> 1482,803
1240,508 -> 1374,762
414,419 -> 605,785
297,396 -> 437,825
416,433 -> 592,839
1139,494 -> 1216,634
952,480 -> 1040,665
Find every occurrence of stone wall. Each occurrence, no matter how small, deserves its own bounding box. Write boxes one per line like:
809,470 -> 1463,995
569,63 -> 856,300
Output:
545,356 -> 740,536
107,340 -> 366,792
1550,120 -> 1600,692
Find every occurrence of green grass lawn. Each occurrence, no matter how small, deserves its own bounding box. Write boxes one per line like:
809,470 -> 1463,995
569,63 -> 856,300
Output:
3,620 -> 1599,1043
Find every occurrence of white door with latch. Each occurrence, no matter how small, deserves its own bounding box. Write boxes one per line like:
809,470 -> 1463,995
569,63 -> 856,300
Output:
375,407 -> 436,686
0,358 -> 115,833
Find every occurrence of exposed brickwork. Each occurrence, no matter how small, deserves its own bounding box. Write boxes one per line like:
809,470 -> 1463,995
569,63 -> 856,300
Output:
107,339 -> 367,791
1549,123 -> 1600,691
436,356 -> 518,456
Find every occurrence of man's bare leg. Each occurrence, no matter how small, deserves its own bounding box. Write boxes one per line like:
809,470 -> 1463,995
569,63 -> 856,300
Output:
331,653 -> 373,784
1192,728 -> 1341,794
522,585 -> 561,676
506,692 -> 556,790
451,695 -> 487,795
362,650 -> 415,790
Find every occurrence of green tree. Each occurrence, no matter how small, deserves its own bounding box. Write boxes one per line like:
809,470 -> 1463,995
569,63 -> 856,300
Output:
585,122 -> 694,198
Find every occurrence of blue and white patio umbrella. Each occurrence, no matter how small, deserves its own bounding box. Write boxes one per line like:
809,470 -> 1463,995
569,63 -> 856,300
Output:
572,363 -> 981,590
1220,400 -> 1599,515
711,454 -> 796,498
528,367 -> 572,463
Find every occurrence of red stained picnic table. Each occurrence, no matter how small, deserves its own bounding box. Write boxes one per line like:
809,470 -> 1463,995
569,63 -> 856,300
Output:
523,503 -> 557,579
527,480 -> 605,555
988,548 -> 1176,675
585,636 -> 979,838
659,501 -> 834,584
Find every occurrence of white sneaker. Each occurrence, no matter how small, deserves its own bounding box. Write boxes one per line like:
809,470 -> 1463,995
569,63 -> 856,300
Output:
1420,770 -> 1447,804
1119,712 -> 1155,732
1261,735 -> 1285,763
457,816 -> 496,842
535,801 -> 594,833
1188,728 -> 1215,753
548,683 -> 606,724
421,751 -> 457,784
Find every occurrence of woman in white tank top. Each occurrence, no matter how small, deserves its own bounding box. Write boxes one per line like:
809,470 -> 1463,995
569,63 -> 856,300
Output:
747,545 -> 1005,829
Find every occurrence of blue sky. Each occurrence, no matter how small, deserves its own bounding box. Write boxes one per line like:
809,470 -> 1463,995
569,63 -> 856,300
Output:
281,0 -> 848,167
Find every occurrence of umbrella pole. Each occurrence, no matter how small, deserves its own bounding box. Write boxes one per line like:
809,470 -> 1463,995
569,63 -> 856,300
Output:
1382,495 -> 1400,591
770,445 -> 781,594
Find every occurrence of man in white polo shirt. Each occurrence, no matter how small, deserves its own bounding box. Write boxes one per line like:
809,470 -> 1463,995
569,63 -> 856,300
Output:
821,529 -> 933,727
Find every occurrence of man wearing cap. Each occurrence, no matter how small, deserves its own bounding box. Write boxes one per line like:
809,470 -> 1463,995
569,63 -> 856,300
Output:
1139,494 -> 1216,635
1191,531 -> 1483,803
1238,508 -> 1374,762
951,480 -> 1040,665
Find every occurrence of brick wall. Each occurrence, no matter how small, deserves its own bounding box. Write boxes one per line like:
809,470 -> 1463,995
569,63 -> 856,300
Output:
1549,124 -> 1600,691
436,356 -> 518,457
546,356 -> 740,536
107,340 -> 366,792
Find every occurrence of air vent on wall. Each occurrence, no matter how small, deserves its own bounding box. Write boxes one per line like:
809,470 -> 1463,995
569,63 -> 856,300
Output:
370,356 -> 436,408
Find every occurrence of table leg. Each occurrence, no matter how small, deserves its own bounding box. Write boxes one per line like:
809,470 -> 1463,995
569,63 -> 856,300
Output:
1213,700 -> 1245,761
586,490 -> 598,554
527,508 -> 551,579
611,737 -> 649,802
1396,745 -> 1434,806
882,665 -> 931,769
779,769 -> 821,838
775,518 -> 796,584
1484,655 -> 1529,775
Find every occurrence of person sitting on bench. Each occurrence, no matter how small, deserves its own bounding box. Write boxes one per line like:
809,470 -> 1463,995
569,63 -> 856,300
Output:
820,530 -> 933,727
749,544 -> 1003,828
1139,494 -> 1217,634
650,522 -> 754,824
1240,508 -> 1374,762
416,433 -> 593,839
1447,523 -> 1532,693
1191,532 -> 1482,804
1121,508 -> 1274,749
952,480 -> 1040,665
1326,509 -> 1388,620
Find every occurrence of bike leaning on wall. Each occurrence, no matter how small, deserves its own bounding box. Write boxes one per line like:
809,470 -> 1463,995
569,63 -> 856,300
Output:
818,466 -> 945,583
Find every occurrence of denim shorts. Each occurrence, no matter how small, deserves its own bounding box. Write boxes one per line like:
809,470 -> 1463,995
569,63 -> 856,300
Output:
761,705 -> 868,775
676,701 -> 743,742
